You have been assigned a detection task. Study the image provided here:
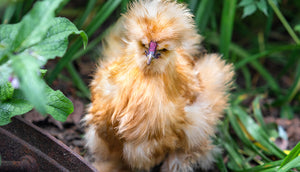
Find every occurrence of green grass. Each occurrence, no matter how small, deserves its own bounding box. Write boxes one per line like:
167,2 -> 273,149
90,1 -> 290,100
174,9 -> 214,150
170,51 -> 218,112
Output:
1,0 -> 300,171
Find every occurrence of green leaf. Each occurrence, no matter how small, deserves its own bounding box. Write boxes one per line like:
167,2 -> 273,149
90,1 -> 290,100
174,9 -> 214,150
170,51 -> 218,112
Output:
0,78 -> 73,125
228,108 -> 271,162
2,3 -> 16,24
12,0 -> 64,52
10,53 -> 47,114
252,96 -> 269,133
0,90 -> 33,126
215,153 -> 228,172
0,81 -> 14,101
0,0 -> 87,117
242,4 -> 257,18
280,142 -> 300,167
278,156 -> 300,172
220,0 -> 237,59
256,0 -> 268,16
0,60 -> 12,82
240,160 -> 282,172
232,106 -> 286,158
295,25 -> 300,33
74,0 -> 97,28
44,85 -> 73,122
238,0 -> 254,7
195,0 -> 214,33
0,24 -> 20,59
29,17 -> 88,65
40,69 -> 47,78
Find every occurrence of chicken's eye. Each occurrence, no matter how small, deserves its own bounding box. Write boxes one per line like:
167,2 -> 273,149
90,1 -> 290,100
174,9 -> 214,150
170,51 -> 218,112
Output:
159,48 -> 168,52
141,42 -> 147,48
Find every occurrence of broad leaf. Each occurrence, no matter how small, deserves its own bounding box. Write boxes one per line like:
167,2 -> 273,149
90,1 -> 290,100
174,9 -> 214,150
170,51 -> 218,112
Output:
0,85 -> 73,125
242,4 -> 257,18
0,81 -> 14,101
0,24 -> 20,60
0,0 -> 87,117
28,17 -> 88,66
12,0 -> 63,52
10,53 -> 47,114
256,0 -> 268,16
44,85 -> 74,122
238,0 -> 254,7
0,61 -> 12,87
0,90 -> 33,126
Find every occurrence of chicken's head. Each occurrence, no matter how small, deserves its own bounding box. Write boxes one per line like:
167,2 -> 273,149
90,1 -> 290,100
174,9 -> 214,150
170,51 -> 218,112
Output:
123,0 -> 202,73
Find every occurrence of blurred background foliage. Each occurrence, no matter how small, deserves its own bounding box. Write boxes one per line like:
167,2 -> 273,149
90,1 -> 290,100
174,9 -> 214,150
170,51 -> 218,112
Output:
1,0 -> 300,171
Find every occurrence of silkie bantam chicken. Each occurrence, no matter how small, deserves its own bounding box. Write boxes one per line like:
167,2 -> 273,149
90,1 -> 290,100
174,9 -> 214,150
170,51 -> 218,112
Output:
83,0 -> 234,171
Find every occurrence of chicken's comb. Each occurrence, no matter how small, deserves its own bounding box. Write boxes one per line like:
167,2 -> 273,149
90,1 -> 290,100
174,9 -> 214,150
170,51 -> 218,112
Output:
149,41 -> 157,53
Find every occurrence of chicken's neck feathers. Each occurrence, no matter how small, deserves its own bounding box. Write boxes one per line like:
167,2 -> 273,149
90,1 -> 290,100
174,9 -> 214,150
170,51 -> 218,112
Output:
108,54 -> 192,141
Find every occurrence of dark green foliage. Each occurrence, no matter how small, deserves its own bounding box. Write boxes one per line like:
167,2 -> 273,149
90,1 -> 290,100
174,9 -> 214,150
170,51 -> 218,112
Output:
0,0 -> 87,125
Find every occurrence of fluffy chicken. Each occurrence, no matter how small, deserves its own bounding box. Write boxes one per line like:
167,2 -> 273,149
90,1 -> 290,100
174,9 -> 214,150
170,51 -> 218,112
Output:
84,0 -> 234,171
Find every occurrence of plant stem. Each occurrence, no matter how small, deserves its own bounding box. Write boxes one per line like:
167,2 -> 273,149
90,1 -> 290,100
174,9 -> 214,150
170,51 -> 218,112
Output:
268,0 -> 300,44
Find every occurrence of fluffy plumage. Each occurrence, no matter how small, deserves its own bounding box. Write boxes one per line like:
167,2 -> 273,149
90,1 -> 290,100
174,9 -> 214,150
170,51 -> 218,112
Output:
83,0 -> 234,171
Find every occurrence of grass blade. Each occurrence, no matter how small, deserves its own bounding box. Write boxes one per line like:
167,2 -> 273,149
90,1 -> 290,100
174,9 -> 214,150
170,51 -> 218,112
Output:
74,0 -> 97,28
195,0 -> 214,33
280,141 -> 300,167
220,0 -> 237,59
223,133 -> 249,170
188,0 -> 198,13
232,106 -> 286,159
121,0 -> 129,13
236,160 -> 282,172
241,67 -> 252,90
66,63 -> 90,98
234,45 -> 300,70
218,118 -> 251,170
228,108 -> 271,162
278,156 -> 300,172
252,96 -> 269,133
85,0 -> 122,37
2,3 -> 16,24
215,155 -> 228,172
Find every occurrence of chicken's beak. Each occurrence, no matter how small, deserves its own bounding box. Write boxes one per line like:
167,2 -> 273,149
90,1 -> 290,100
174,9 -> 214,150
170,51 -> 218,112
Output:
147,52 -> 155,65
146,41 -> 158,65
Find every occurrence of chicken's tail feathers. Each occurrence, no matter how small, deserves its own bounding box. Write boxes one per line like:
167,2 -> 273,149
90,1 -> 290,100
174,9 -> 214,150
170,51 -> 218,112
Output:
196,54 -> 234,91
195,54 -> 234,113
